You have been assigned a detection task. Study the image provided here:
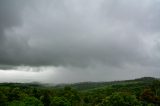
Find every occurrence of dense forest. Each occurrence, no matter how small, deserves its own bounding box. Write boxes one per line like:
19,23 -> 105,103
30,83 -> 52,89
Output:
0,77 -> 160,106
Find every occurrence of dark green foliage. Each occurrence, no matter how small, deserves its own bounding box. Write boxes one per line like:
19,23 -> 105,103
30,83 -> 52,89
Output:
0,77 -> 159,106
101,92 -> 141,106
50,97 -> 71,106
0,91 -> 7,106
23,97 -> 44,106
140,89 -> 160,105
8,100 -> 25,106
8,97 -> 43,106
40,90 -> 51,106
150,80 -> 160,96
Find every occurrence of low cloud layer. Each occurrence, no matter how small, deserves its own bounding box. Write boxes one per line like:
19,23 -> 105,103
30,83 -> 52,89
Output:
0,0 -> 160,82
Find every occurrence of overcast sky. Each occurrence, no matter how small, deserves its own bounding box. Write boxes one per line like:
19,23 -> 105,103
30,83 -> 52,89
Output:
0,0 -> 160,83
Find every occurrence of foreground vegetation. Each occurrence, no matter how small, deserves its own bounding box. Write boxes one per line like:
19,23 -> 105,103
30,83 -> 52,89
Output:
0,77 -> 160,106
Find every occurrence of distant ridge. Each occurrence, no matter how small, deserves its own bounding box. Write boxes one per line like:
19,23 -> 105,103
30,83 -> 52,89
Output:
54,77 -> 157,90
0,77 -> 158,90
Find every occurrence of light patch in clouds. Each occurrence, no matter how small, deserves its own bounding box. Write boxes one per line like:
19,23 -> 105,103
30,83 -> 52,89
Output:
0,67 -> 56,83
0,65 -> 159,83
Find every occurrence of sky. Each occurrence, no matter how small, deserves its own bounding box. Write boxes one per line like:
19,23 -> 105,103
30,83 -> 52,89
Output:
0,0 -> 160,83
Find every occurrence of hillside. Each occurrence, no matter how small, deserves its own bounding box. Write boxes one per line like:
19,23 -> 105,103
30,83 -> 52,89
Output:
0,77 -> 159,106
54,77 -> 156,90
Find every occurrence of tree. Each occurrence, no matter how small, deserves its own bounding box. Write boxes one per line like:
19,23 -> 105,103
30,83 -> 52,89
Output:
8,97 -> 43,106
140,89 -> 160,105
0,91 -> 7,106
50,97 -> 71,106
40,90 -> 51,106
63,86 -> 80,105
8,87 -> 21,101
102,92 -> 142,106
23,96 -> 44,106
151,80 -> 160,96
8,100 -> 25,106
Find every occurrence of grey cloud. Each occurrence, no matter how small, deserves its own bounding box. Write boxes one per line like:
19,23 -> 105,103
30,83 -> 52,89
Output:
0,0 -> 31,65
0,0 -> 160,72
0,0 -> 26,38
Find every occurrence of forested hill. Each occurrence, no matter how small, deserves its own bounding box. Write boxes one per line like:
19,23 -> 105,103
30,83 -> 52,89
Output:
0,77 -> 157,90
0,77 -> 160,106
54,77 -> 157,90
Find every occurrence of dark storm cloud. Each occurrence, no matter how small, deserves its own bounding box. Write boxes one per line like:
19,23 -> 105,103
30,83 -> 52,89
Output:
0,0 -> 160,70
0,0 -> 27,38
0,0 -> 31,65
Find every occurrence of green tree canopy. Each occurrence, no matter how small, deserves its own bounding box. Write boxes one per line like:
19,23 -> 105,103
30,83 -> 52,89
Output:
50,96 -> 71,106
102,92 -> 142,106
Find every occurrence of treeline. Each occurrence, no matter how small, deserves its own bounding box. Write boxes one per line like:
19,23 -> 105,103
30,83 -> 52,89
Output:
0,78 -> 159,106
